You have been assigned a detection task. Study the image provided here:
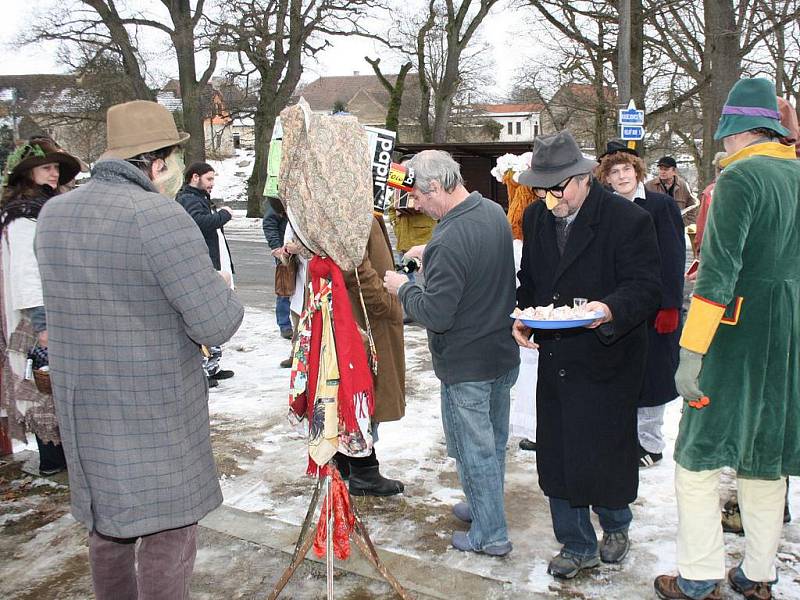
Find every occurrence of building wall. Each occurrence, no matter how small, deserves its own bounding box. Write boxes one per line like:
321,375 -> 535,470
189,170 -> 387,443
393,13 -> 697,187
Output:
205,121 -> 234,158
493,114 -> 540,142
26,114 -> 107,163
231,124 -> 255,150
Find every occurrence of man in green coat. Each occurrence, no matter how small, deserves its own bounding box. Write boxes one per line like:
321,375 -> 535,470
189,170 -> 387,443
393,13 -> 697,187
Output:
654,79 -> 800,600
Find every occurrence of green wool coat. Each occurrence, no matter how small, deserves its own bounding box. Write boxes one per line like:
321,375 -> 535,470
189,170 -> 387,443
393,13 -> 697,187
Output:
674,142 -> 800,479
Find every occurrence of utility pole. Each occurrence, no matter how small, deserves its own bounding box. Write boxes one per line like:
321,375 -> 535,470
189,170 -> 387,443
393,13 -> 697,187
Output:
618,0 -> 631,106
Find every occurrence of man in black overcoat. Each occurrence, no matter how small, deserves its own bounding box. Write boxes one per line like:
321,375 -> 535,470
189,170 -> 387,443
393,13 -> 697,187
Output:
596,147 -> 686,469
513,131 -> 661,580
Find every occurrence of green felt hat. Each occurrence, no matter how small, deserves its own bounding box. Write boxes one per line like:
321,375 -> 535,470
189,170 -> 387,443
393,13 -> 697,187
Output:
714,78 -> 790,140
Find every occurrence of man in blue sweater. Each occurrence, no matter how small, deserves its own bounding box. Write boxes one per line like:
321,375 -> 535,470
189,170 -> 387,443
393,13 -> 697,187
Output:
384,150 -> 520,556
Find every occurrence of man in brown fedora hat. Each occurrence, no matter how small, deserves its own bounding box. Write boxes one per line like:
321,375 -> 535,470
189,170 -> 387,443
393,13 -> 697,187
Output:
34,100 -> 244,599
513,130 -> 661,580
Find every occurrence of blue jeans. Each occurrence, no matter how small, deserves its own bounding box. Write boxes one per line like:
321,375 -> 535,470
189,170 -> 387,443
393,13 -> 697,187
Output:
676,565 -> 776,599
440,366 -> 519,549
676,576 -> 721,599
548,496 -> 632,558
276,295 -> 291,331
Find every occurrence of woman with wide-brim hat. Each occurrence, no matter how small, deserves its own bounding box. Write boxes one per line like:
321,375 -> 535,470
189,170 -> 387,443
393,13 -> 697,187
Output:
0,136 -> 81,475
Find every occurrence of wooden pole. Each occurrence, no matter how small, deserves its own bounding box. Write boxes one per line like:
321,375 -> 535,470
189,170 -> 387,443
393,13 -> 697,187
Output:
267,464 -> 413,599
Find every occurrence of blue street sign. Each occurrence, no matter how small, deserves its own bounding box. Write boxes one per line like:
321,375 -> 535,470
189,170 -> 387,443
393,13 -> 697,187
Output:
619,108 -> 645,125
620,125 -> 645,140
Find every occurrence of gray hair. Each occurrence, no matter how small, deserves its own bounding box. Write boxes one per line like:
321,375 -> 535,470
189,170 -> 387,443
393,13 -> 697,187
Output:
407,150 -> 464,194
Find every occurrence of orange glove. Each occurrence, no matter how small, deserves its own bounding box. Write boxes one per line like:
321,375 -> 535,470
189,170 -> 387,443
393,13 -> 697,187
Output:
655,308 -> 680,334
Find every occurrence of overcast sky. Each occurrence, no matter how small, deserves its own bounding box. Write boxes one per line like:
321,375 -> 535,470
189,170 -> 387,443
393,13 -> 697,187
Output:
2,0 -> 529,97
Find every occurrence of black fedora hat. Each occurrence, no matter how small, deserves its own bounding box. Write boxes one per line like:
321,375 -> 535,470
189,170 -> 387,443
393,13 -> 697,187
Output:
518,131 -> 599,189
599,139 -> 639,159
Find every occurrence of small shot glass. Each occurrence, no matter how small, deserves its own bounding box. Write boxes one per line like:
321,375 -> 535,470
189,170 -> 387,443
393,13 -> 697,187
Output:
573,297 -> 588,315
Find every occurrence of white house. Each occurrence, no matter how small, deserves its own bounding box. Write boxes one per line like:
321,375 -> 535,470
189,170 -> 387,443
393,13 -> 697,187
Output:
475,103 -> 543,142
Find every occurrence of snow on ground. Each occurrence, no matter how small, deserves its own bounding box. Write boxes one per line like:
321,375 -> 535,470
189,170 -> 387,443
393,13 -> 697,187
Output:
187,151 -> 800,596
209,295 -> 800,598
208,150 -> 255,205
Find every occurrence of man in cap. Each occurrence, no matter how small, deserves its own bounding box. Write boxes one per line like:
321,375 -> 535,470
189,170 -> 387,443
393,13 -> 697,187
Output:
383,150 -> 520,557
645,155 -> 695,213
513,130 -> 660,579
35,100 -> 244,599
653,79 -> 800,600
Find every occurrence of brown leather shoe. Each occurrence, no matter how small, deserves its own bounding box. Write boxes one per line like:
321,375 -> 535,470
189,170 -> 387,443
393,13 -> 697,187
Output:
654,575 -> 721,600
722,499 -> 744,534
728,567 -> 772,600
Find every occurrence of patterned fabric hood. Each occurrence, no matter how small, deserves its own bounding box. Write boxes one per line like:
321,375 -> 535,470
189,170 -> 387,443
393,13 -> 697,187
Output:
278,98 -> 373,271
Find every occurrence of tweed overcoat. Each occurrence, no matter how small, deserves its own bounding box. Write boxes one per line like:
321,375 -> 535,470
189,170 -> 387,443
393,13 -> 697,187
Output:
343,217 -> 405,422
35,160 -> 244,538
517,180 -> 661,507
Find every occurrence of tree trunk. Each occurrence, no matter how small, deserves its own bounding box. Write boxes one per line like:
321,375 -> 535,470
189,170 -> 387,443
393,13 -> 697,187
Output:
630,0 -> 645,157
246,85 -> 279,218
171,3 -> 206,163
431,92 -> 454,142
592,55 -> 609,154
82,0 -> 153,101
629,0 -> 644,110
592,24 -> 608,154
416,0 -> 436,142
774,20 -> 785,96
366,58 -> 412,138
701,0 -> 741,183
384,64 -> 412,136
417,77 -> 433,142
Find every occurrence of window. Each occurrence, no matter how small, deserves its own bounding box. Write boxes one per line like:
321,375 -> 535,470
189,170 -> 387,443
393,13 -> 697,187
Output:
533,124 -> 539,137
507,122 -> 513,134
233,133 -> 241,149
516,122 -> 521,135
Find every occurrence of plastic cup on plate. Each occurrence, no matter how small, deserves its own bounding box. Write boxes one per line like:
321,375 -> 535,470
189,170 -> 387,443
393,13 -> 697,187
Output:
573,297 -> 588,316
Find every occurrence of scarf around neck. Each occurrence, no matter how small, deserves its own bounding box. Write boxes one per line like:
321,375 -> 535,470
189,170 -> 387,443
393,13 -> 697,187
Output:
0,184 -> 57,233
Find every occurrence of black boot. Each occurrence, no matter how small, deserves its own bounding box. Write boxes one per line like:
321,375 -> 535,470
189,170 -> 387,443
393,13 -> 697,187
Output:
333,452 -> 350,480
348,449 -> 404,497
785,478 -> 791,523
36,435 -> 66,476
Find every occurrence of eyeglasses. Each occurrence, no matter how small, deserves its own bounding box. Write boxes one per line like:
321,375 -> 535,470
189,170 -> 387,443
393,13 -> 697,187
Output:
532,176 -> 573,199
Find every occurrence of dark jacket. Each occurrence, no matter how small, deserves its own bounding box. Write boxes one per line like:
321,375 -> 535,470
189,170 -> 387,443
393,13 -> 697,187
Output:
399,192 -> 520,384
261,204 -> 288,250
175,184 -> 233,272
634,189 -> 685,407
517,179 -> 660,507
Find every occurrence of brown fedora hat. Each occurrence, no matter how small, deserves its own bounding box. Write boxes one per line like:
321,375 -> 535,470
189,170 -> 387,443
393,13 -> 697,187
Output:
101,100 -> 190,160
